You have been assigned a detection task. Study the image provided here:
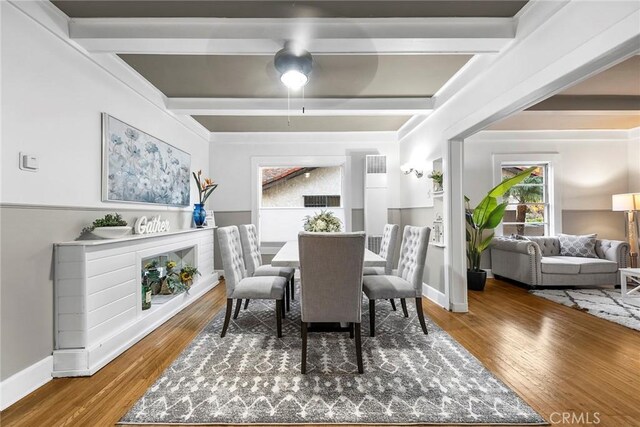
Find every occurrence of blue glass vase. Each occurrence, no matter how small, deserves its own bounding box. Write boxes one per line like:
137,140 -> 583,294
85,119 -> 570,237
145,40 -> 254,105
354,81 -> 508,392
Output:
193,203 -> 206,228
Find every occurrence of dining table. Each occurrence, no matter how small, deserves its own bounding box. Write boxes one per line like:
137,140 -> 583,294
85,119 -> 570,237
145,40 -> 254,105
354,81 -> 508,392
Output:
270,240 -> 386,268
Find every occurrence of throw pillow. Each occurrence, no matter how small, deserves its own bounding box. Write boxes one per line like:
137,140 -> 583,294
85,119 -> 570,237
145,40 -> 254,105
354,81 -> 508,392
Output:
558,233 -> 598,258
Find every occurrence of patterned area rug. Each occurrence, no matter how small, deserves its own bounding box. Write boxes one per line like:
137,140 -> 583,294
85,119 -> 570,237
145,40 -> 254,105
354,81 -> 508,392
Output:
121,285 -> 546,425
530,288 -> 640,331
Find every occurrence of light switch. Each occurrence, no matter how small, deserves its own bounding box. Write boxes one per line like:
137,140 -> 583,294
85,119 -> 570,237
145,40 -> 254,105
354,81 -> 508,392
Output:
19,152 -> 39,171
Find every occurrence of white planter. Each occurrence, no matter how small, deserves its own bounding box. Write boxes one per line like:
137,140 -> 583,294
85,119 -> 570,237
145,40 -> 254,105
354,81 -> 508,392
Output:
91,226 -> 132,239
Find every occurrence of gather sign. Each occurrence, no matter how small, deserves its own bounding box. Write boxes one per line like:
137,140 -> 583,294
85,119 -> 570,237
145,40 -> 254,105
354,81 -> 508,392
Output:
134,215 -> 170,235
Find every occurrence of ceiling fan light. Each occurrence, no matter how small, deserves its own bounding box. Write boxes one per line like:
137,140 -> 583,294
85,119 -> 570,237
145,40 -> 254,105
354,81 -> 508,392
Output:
280,69 -> 308,90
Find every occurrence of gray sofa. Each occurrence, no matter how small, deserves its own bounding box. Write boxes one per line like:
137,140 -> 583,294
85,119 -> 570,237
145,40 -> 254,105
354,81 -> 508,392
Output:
490,236 -> 629,287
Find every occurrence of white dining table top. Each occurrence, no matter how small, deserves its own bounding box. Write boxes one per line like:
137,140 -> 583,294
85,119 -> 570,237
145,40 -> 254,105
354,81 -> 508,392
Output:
271,240 -> 386,268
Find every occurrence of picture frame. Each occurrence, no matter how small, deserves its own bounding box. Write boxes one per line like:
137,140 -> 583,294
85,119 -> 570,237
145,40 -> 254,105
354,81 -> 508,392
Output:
101,113 -> 191,206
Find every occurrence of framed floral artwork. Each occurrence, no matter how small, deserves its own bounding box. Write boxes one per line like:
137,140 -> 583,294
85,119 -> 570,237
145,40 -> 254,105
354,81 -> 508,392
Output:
102,113 -> 191,206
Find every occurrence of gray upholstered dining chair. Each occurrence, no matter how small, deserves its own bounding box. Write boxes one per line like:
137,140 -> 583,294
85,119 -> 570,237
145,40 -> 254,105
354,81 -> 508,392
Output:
363,224 -> 400,311
363,225 -> 430,337
363,224 -> 399,276
238,224 -> 295,312
298,231 -> 366,374
217,226 -> 287,338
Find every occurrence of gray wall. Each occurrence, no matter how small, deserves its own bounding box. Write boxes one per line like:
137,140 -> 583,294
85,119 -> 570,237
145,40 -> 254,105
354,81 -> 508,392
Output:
0,205 -> 194,380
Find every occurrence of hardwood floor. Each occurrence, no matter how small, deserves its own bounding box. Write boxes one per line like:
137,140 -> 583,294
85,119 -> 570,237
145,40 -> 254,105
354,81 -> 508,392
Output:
2,279 -> 639,426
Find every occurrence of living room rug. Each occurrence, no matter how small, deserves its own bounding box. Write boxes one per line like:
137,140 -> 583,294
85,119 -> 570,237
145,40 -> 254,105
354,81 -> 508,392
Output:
530,288 -> 640,331
120,286 -> 546,425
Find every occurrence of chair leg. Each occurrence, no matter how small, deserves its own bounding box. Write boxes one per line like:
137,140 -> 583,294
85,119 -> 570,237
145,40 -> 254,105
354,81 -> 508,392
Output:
389,299 -> 397,311
349,322 -> 354,339
244,299 -> 250,310
285,280 -> 290,312
220,298 -> 233,337
276,299 -> 283,338
369,299 -> 376,337
301,321 -> 308,374
355,323 -> 364,374
233,299 -> 242,319
415,297 -> 428,334
290,276 -> 295,300
401,298 -> 409,317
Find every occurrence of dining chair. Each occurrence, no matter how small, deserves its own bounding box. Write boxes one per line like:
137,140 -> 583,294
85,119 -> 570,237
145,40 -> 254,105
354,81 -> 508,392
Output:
363,224 -> 399,311
298,231 -> 366,374
363,225 -> 431,337
238,224 -> 295,312
217,226 -> 287,338
363,224 -> 399,276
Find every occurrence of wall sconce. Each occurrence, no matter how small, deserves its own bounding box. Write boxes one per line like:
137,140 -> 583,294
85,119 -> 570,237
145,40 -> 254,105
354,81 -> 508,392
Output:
400,163 -> 424,178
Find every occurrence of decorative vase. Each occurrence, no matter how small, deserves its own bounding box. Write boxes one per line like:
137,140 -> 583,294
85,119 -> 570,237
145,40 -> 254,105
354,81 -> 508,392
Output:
193,203 -> 206,228
467,269 -> 487,291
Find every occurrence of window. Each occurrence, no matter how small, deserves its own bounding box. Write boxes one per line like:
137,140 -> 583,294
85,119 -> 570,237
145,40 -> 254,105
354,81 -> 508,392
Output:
260,166 -> 343,208
500,163 -> 549,236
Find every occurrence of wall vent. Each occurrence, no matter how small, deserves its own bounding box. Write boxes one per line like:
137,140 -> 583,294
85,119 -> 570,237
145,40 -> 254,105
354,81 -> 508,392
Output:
366,155 -> 387,174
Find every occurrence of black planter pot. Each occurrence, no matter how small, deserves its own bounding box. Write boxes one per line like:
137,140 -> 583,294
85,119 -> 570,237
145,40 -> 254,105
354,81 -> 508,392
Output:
467,269 -> 487,291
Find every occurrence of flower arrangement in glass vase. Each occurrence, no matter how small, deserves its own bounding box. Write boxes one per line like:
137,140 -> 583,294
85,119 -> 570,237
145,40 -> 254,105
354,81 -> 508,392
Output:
303,210 -> 343,232
192,170 -> 218,228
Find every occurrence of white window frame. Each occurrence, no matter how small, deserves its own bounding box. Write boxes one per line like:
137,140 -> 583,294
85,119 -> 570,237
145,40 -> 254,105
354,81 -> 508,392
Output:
251,156 -> 352,245
492,153 -> 562,236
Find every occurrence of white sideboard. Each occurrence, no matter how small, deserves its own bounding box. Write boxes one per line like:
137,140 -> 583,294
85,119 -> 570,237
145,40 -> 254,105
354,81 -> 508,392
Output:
53,227 -> 218,377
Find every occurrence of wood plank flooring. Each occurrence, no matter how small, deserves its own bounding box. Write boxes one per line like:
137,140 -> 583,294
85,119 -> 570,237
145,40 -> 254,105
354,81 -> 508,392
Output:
1,279 -> 639,426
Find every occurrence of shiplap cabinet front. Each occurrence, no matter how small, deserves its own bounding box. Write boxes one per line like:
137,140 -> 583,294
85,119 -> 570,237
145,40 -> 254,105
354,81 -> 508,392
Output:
53,227 -> 218,377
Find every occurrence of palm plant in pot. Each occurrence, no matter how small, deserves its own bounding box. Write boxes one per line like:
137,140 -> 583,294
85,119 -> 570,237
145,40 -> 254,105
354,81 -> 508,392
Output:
465,167 -> 535,291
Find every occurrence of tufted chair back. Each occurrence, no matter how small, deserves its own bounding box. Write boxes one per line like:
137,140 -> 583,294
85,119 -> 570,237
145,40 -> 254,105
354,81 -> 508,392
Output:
397,226 -> 431,292
217,226 -> 247,296
238,224 -> 263,276
524,236 -> 561,256
378,224 -> 399,275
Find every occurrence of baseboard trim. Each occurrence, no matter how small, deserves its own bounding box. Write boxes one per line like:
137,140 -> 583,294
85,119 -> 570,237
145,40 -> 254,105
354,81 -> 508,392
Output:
486,269 -> 494,278
422,283 -> 448,309
0,356 -> 53,411
451,302 -> 469,313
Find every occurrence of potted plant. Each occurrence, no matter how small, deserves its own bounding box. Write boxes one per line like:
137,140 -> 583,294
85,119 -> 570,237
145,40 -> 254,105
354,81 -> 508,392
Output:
428,170 -> 444,193
465,167 -> 535,291
303,210 -> 343,232
143,259 -> 163,294
192,170 -> 218,228
179,265 -> 200,291
82,213 -> 131,239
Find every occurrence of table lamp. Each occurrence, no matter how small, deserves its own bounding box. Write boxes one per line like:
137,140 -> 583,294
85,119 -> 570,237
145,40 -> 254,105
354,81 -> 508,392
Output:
612,193 -> 640,268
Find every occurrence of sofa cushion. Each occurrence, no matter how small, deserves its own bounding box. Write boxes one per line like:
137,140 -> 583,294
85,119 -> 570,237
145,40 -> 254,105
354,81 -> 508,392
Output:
541,257 -> 581,274
558,233 -> 598,258
541,256 -> 618,275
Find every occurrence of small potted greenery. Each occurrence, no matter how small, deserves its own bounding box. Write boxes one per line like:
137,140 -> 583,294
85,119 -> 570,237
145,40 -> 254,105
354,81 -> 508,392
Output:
82,213 -> 131,239
179,265 -> 200,291
465,167 -> 535,291
303,210 -> 343,232
428,170 -> 444,193
160,261 -> 197,295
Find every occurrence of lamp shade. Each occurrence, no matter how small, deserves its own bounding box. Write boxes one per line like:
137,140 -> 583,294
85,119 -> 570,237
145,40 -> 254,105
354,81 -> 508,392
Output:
612,193 -> 640,211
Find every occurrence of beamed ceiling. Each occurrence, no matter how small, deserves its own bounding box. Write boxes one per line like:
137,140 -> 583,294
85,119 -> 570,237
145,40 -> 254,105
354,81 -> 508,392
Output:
52,1 -> 528,19
48,0 -> 532,133
49,0 -> 639,133
488,56 -> 640,131
119,55 -> 472,99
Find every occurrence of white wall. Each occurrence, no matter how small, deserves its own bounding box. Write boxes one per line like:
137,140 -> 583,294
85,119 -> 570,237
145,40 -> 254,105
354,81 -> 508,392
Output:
464,131 -> 634,210
628,131 -> 640,192
1,4 -> 210,209
0,2 -> 210,389
209,134 -> 400,212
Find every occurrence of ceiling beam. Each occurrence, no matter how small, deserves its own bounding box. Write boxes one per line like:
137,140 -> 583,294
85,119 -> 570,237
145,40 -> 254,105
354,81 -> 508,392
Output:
527,95 -> 640,111
68,17 -> 515,55
166,97 -> 433,116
